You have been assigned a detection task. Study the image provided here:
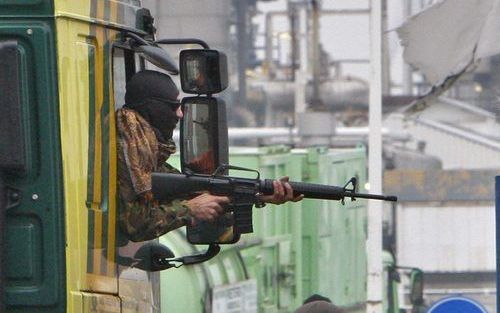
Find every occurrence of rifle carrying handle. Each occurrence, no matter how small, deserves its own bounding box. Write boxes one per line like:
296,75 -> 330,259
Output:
261,179 -> 345,200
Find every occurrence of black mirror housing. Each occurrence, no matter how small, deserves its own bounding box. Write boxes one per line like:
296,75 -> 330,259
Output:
133,242 -> 176,272
179,96 -> 239,245
179,49 -> 228,94
136,45 -> 179,75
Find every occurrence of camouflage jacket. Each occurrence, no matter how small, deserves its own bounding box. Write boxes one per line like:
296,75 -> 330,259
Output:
116,108 -> 191,242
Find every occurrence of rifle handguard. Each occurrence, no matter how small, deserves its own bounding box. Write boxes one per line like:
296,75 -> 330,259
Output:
260,178 -> 397,202
260,179 -> 344,200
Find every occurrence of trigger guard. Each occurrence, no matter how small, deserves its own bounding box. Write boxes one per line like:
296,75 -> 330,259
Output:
223,203 -> 234,212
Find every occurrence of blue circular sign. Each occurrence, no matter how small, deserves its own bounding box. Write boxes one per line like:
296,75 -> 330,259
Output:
427,296 -> 488,313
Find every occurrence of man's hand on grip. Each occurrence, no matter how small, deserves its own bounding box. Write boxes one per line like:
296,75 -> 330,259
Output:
187,193 -> 230,224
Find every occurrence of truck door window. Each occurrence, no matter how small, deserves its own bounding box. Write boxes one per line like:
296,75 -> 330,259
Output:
0,40 -> 24,172
112,47 -> 142,109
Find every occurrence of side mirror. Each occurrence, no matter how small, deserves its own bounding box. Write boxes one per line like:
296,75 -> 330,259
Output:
180,96 -> 228,175
179,97 -> 240,245
179,49 -> 228,94
409,268 -> 424,305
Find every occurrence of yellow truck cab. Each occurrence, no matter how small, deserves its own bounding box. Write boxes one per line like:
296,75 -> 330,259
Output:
0,1 -> 168,312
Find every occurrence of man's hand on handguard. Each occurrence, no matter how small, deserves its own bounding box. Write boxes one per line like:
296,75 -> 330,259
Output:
187,193 -> 230,223
258,176 -> 304,205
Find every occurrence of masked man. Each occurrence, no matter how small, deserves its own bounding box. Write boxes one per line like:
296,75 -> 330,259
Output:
116,70 -> 302,242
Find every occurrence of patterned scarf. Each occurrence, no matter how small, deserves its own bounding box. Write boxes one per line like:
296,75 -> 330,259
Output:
116,108 -> 177,198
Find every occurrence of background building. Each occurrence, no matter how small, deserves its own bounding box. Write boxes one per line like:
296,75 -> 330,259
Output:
142,0 -> 499,311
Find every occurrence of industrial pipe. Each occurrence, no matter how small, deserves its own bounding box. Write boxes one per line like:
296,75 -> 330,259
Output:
173,127 -> 411,142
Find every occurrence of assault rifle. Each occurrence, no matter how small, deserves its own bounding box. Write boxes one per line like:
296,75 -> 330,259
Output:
152,164 -> 397,241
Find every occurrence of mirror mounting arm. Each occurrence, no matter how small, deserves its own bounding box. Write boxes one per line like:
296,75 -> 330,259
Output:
121,31 -> 150,46
155,38 -> 210,49
157,243 -> 220,268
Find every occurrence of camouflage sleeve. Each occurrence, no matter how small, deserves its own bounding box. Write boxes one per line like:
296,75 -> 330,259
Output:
119,190 -> 192,242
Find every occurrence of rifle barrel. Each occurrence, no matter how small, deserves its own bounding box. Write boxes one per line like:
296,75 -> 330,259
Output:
261,179 -> 397,202
345,192 -> 397,202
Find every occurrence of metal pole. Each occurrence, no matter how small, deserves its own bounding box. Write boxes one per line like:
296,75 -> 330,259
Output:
289,3 -> 298,81
310,0 -> 323,108
235,0 -> 248,106
321,9 -> 371,15
496,175 -> 500,312
402,0 -> 413,94
265,13 -> 275,79
381,0 -> 391,95
294,4 -> 308,117
367,1 -> 383,313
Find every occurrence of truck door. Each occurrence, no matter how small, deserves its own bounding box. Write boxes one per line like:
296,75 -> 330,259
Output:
0,28 -> 65,313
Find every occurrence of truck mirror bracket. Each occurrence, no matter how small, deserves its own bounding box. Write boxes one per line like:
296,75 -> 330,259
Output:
156,243 -> 221,269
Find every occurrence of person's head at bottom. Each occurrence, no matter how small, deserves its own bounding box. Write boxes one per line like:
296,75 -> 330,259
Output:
294,300 -> 343,313
124,70 -> 183,143
303,294 -> 332,304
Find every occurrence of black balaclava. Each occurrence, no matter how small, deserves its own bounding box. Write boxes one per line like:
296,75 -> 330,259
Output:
124,70 -> 180,142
